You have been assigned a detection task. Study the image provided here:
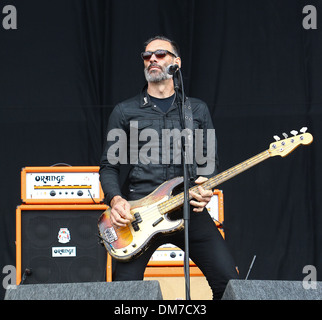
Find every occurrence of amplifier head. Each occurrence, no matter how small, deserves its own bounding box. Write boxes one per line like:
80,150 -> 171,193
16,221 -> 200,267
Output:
21,166 -> 104,204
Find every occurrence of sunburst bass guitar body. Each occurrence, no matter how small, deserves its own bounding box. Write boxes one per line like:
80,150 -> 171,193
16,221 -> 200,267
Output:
98,177 -> 185,261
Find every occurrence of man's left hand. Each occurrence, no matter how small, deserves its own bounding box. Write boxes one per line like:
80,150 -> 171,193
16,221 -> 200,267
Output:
189,176 -> 213,212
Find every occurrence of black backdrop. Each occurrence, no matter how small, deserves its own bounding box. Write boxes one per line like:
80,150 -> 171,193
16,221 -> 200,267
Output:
0,0 -> 321,299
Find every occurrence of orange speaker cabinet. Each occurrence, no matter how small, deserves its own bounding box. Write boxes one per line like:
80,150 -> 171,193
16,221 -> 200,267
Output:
16,204 -> 108,285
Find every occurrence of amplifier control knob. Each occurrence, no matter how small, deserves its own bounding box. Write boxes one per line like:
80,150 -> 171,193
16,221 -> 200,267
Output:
77,190 -> 83,196
170,252 -> 176,259
50,190 -> 56,197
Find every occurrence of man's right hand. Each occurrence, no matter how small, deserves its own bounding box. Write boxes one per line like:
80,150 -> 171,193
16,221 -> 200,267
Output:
110,195 -> 133,228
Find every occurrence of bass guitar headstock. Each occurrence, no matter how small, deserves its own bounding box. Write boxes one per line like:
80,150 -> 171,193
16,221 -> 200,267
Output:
269,127 -> 313,157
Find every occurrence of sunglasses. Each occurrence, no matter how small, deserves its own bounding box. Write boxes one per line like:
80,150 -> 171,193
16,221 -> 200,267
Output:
141,49 -> 177,61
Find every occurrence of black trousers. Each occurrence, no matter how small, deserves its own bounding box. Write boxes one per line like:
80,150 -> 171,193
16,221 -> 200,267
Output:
112,208 -> 239,300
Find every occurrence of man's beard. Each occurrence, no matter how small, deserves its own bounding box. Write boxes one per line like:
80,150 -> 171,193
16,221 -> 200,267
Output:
144,63 -> 172,83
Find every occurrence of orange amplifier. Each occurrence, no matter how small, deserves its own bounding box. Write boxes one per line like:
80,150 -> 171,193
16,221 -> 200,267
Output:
15,204 -> 109,285
145,189 -> 224,276
21,166 -> 104,204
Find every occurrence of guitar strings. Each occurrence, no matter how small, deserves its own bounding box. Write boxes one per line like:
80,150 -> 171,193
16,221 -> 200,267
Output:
126,150 -> 271,224
152,139 -> 300,217
107,139 -> 296,240
157,150 -> 270,215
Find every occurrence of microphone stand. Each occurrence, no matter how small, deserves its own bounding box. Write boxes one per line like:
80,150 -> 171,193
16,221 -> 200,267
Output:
172,69 -> 191,301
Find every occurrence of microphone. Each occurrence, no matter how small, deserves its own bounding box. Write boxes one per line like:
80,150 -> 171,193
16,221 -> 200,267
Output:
166,64 -> 179,75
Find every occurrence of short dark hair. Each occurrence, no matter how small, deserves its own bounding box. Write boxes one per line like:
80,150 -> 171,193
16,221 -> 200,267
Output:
144,35 -> 180,57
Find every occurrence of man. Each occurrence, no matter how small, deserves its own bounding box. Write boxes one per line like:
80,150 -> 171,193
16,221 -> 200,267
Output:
99,36 -> 238,299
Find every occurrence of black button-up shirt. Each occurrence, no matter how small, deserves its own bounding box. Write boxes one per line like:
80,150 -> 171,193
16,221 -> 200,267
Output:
99,88 -> 218,205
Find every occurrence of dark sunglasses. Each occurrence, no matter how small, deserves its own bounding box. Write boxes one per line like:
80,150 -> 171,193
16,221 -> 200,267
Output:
141,49 -> 177,61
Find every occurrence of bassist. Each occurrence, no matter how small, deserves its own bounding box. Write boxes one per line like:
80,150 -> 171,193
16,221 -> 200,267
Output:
99,36 -> 239,300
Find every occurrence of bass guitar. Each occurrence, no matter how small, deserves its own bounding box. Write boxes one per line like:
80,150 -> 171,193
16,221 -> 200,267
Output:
98,128 -> 313,261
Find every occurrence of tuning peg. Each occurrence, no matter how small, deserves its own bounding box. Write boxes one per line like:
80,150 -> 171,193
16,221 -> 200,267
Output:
300,127 -> 308,133
290,130 -> 298,136
282,133 -> 288,139
273,135 -> 280,141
